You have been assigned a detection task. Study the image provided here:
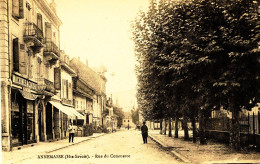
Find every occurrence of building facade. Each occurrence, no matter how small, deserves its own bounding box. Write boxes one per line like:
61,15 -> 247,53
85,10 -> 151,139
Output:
0,0 -> 85,151
70,57 -> 107,129
73,76 -> 95,126
1,0 -> 62,151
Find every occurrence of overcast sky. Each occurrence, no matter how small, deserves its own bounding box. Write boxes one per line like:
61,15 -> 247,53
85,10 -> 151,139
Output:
52,0 -> 149,111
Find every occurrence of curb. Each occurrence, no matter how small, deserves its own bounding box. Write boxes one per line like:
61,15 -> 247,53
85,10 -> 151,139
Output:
148,134 -> 168,148
46,133 -> 106,153
170,150 -> 191,163
8,133 -> 106,164
148,134 -> 191,163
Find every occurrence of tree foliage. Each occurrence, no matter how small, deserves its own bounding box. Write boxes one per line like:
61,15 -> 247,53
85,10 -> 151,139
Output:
131,108 -> 140,125
132,0 -> 260,149
113,106 -> 125,128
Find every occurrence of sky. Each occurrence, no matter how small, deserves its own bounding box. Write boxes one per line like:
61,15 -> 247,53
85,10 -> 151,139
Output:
52,0 -> 149,111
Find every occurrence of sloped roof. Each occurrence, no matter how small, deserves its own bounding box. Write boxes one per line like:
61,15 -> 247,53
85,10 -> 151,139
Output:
70,57 -> 106,95
124,112 -> 132,119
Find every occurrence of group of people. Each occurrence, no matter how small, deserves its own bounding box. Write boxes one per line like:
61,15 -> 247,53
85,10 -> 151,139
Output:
67,121 -> 149,144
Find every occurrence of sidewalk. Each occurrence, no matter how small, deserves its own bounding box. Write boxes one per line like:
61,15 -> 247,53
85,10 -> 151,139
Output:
148,130 -> 260,163
2,133 -> 105,164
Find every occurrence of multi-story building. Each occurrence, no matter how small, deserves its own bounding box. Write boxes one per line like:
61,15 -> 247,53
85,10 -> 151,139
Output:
103,98 -> 113,131
70,58 -> 107,129
104,98 -> 118,132
0,0 -> 84,151
1,0 -> 62,151
48,51 -> 84,140
73,74 -> 95,126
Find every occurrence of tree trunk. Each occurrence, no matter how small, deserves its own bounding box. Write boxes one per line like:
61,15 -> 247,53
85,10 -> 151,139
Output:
192,117 -> 197,143
183,116 -> 189,140
168,118 -> 172,137
175,116 -> 179,138
160,119 -> 163,134
199,110 -> 207,145
229,99 -> 241,150
164,119 -> 167,135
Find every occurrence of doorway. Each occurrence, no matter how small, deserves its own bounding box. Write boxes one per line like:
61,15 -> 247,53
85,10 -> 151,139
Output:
38,103 -> 44,141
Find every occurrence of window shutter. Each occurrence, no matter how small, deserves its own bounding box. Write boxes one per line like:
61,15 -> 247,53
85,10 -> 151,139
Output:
12,0 -> 19,17
45,22 -> 52,42
37,13 -> 43,31
13,38 -> 19,72
66,80 -> 68,99
19,43 -> 27,75
19,0 -> 24,18
63,79 -> 66,98
54,68 -> 61,90
68,82 -> 73,100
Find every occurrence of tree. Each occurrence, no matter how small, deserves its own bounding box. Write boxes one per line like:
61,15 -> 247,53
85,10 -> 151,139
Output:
133,0 -> 260,150
131,108 -> 139,125
113,106 -> 125,128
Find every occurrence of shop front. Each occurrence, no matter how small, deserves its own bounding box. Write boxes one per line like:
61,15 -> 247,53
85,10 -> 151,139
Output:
49,101 -> 84,139
11,89 -> 37,147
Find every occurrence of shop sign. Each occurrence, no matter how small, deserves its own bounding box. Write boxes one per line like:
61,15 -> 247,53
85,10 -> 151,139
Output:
12,74 -> 37,91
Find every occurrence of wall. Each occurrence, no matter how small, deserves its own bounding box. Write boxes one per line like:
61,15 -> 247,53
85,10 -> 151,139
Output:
74,94 -> 86,111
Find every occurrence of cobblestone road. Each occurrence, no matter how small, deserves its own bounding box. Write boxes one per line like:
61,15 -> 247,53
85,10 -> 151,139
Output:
20,130 -> 179,164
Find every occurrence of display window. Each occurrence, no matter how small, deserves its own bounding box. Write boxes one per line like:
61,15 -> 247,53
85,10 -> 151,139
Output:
11,90 -> 36,146
27,101 -> 35,142
11,91 -> 22,145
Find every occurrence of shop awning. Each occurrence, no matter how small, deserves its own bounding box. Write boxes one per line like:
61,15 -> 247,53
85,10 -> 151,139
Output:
63,105 -> 84,119
49,101 -> 84,119
49,101 -> 75,118
19,90 -> 38,100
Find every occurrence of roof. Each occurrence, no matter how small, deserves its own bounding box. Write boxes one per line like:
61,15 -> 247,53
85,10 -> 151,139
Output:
70,57 -> 106,95
123,112 -> 132,119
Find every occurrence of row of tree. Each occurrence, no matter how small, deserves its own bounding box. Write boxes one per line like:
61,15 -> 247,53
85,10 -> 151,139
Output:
132,0 -> 259,150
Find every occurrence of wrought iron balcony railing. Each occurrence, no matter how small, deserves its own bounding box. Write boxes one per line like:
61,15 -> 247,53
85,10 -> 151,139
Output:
38,78 -> 56,94
44,41 -> 60,57
24,22 -> 43,42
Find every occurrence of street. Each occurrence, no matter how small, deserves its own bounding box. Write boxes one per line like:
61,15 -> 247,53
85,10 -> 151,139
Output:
20,130 -> 179,164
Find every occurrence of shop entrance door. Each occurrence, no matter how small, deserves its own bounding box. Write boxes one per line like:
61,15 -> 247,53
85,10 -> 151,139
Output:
54,107 -> 60,139
46,103 -> 53,140
38,103 -> 44,141
21,101 -> 28,145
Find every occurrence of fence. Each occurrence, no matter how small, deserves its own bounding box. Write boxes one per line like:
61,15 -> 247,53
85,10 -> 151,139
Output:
205,112 -> 260,146
206,112 -> 259,135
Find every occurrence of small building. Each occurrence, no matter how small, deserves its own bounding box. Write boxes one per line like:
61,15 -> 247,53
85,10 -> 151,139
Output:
122,113 -> 135,129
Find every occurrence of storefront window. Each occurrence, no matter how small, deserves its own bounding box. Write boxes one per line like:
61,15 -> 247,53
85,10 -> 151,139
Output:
11,92 -> 21,145
27,101 -> 34,141
62,113 -> 68,137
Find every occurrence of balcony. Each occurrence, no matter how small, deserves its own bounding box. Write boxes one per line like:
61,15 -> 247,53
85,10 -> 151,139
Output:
44,41 -> 60,61
38,78 -> 56,95
23,22 -> 44,52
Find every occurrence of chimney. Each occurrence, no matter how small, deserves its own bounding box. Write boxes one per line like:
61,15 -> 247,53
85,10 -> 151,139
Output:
50,0 -> 57,14
86,59 -> 88,66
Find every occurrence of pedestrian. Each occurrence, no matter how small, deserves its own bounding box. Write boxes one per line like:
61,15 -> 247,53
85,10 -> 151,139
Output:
141,121 -> 148,144
68,122 -> 75,143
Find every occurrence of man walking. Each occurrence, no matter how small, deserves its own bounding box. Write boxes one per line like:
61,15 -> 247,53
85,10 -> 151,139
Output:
141,121 -> 148,144
68,122 -> 76,143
